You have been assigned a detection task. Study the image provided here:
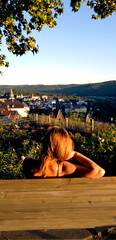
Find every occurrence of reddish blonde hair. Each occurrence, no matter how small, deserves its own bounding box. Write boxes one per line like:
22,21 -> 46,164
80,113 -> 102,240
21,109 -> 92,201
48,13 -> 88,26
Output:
39,126 -> 74,177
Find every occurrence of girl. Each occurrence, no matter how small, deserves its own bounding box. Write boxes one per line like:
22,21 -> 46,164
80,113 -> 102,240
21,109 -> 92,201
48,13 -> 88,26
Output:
23,126 -> 105,178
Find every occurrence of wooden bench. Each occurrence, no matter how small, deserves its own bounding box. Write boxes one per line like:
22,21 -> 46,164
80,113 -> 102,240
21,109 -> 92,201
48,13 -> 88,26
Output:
0,177 -> 116,231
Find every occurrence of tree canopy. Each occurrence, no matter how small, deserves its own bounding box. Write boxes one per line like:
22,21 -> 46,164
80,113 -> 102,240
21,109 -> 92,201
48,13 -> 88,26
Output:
0,0 -> 116,73
71,1 -> 116,19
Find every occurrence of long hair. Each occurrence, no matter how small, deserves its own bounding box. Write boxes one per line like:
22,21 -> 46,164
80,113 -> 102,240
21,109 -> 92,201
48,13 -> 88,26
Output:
39,126 -> 74,177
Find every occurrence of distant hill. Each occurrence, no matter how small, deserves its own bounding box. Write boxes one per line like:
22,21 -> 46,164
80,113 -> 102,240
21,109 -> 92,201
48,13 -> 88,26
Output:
0,80 -> 116,97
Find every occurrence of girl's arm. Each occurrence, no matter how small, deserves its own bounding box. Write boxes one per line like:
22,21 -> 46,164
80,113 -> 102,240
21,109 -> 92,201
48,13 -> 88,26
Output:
62,151 -> 105,178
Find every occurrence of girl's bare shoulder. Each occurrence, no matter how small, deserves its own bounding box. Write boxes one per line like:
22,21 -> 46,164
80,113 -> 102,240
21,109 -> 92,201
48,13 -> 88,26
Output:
61,161 -> 77,176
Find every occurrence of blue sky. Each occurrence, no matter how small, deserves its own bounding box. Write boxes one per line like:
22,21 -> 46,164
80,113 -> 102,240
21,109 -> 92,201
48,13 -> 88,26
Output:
0,1 -> 116,85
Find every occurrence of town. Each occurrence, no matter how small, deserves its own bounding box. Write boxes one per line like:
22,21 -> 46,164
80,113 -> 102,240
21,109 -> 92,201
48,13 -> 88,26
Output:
0,89 -> 89,125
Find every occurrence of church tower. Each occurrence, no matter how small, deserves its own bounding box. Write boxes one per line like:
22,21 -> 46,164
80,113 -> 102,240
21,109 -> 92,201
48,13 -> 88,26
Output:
9,88 -> 15,100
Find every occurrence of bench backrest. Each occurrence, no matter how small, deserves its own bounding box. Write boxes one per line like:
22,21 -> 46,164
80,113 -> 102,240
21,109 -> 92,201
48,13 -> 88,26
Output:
0,177 -> 116,231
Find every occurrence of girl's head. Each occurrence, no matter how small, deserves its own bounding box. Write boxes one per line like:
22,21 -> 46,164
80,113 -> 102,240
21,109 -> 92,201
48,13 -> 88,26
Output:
42,126 -> 74,161
23,127 -> 74,178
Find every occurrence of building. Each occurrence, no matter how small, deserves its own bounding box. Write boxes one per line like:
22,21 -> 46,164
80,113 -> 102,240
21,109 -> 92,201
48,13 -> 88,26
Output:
9,88 -> 15,100
56,109 -> 64,121
2,99 -> 30,117
0,113 -> 12,125
41,95 -> 48,101
0,110 -> 19,124
0,89 -> 30,117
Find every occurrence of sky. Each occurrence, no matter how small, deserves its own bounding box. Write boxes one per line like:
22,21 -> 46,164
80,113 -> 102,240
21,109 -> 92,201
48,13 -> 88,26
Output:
0,1 -> 116,85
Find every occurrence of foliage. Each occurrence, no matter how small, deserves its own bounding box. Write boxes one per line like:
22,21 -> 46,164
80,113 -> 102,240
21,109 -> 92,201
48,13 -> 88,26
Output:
0,118 -> 116,179
0,0 -> 64,70
71,0 -> 116,19
0,121 -> 46,179
72,123 -> 116,176
0,81 -> 116,97
69,112 -> 85,121
1,1 -> 116,73
88,97 -> 116,121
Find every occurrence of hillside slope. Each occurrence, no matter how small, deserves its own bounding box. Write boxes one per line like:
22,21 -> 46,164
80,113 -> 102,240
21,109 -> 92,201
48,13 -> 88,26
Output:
0,81 -> 116,97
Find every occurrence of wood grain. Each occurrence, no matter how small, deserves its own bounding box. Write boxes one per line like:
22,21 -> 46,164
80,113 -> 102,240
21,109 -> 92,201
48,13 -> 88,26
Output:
0,177 -> 116,231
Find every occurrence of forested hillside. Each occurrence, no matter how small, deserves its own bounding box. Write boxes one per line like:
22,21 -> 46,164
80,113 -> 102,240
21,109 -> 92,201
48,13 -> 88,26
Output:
0,81 -> 116,97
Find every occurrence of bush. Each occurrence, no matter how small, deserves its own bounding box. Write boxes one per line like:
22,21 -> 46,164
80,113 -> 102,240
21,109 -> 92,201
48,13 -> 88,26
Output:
0,120 -> 116,179
72,124 -> 116,176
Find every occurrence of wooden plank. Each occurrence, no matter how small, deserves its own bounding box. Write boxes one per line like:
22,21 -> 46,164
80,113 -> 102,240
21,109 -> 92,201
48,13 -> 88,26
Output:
0,177 -> 116,231
0,177 -> 116,190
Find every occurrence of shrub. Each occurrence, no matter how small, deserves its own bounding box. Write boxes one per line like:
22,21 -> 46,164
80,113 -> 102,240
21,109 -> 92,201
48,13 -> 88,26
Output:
0,120 -> 116,179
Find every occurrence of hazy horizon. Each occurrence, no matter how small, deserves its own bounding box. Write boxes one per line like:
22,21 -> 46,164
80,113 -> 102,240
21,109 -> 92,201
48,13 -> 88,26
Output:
0,80 -> 116,86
